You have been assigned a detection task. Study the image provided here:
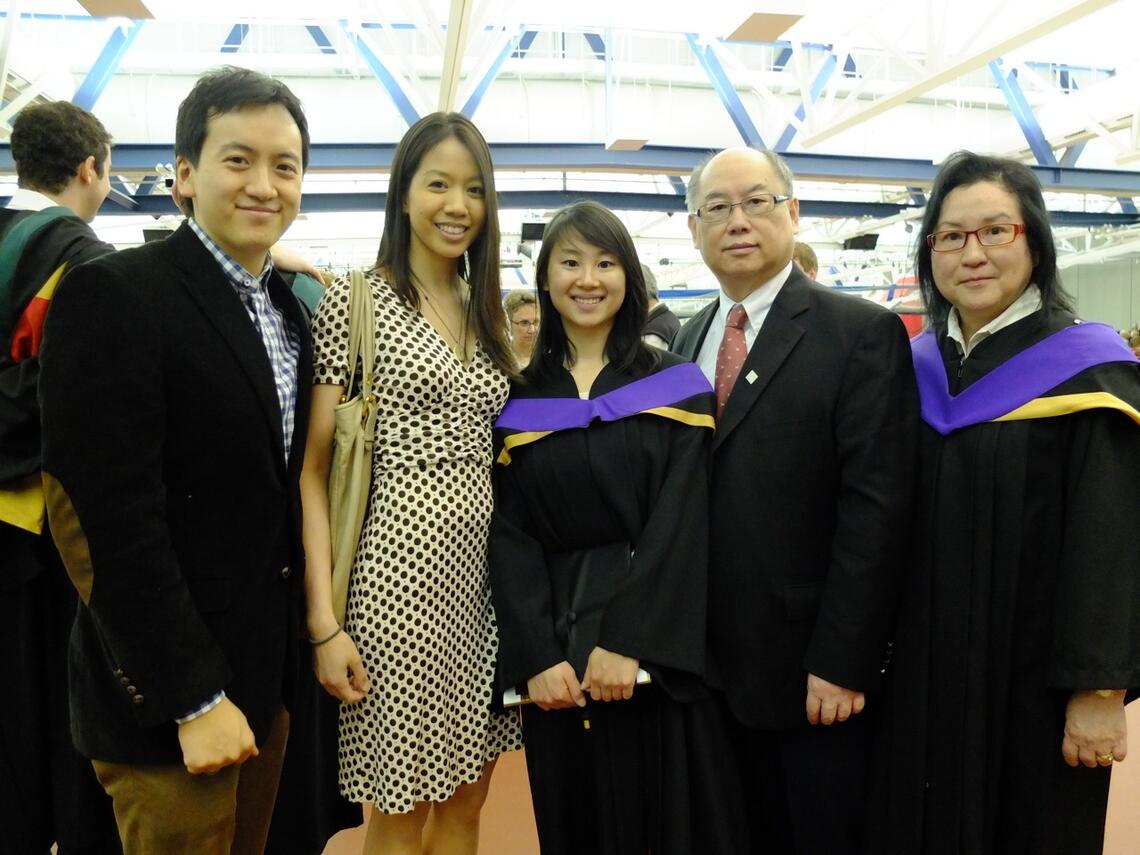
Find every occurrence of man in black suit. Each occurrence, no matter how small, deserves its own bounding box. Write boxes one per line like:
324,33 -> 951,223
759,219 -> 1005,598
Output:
673,147 -> 918,853
39,67 -> 312,853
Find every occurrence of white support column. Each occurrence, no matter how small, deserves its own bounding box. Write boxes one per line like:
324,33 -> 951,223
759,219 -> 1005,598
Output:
439,0 -> 476,112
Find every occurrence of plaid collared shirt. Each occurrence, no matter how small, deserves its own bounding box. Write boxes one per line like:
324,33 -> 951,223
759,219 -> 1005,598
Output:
187,220 -> 300,461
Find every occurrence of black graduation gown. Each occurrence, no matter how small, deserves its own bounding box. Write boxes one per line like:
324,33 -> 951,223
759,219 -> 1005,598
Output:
0,210 -> 119,854
869,310 -> 1140,855
264,657 -> 361,854
489,352 -> 748,855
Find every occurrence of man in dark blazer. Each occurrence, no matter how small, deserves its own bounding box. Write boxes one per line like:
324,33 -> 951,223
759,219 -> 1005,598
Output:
39,67 -> 312,853
673,146 -> 918,853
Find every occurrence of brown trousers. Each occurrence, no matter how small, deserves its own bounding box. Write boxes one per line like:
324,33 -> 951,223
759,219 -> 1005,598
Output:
92,707 -> 289,855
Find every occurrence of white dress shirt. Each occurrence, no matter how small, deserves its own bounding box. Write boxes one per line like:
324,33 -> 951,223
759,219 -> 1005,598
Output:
696,261 -> 795,386
947,283 -> 1043,358
5,187 -> 58,213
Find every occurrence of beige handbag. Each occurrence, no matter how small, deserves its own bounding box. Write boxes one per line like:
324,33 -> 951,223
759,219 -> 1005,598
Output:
328,269 -> 378,625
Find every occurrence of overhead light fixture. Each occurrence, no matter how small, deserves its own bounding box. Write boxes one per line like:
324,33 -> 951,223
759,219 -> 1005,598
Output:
722,2 -> 804,43
78,0 -> 155,18
606,138 -> 649,151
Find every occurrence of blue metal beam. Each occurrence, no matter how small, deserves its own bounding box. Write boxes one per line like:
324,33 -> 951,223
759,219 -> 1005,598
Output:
71,21 -> 145,111
1120,198 -> 1138,215
1047,209 -> 1140,226
105,186 -> 137,211
669,176 -> 687,196
339,22 -> 420,127
461,26 -> 524,118
988,59 -> 1056,167
583,32 -> 606,61
1026,60 -> 1114,79
512,30 -> 538,59
4,190 -> 1133,225
685,34 -> 764,148
66,192 -> 907,217
10,144 -> 1140,197
773,47 -> 792,71
907,187 -> 927,205
1060,141 -> 1087,167
776,53 -> 837,151
220,23 -> 248,53
306,25 -> 337,55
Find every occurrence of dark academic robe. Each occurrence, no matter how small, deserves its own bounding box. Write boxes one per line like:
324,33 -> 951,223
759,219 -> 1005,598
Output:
869,310 -> 1140,855
489,352 -> 747,855
0,208 -> 119,854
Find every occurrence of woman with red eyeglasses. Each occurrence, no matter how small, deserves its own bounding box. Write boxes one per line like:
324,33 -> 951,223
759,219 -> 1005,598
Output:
869,151 -> 1140,855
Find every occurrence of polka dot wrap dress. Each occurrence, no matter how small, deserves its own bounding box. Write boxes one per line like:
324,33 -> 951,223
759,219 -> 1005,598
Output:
311,272 -> 522,812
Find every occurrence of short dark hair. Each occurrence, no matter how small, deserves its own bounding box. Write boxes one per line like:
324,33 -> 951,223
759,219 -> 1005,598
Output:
10,102 -> 111,194
174,66 -> 310,216
374,112 -> 515,377
916,150 -> 1072,328
526,200 -> 658,385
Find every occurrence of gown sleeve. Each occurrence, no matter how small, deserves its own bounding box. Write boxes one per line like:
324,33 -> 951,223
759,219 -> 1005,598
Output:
1047,403 -> 1140,691
489,460 -> 567,688
596,414 -> 713,679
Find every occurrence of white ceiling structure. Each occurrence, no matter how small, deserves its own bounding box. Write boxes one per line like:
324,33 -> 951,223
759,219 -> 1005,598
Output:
1,0 -> 1139,292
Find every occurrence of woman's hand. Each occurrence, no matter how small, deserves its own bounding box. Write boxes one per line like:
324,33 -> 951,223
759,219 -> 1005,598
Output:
581,647 -> 639,702
312,630 -> 371,704
526,662 -> 585,711
1062,689 -> 1128,768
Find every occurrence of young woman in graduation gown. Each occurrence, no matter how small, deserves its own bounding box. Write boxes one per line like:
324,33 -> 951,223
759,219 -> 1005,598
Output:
869,151 -> 1140,855
488,201 -> 748,854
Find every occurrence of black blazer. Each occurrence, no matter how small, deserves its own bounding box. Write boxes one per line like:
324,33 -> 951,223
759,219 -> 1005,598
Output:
39,223 -> 312,764
673,267 -> 918,730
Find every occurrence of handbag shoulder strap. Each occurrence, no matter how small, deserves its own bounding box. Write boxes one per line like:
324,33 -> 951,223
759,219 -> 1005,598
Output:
345,269 -> 377,399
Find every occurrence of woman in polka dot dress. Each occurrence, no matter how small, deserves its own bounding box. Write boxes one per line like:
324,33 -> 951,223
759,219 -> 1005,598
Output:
300,112 -> 522,854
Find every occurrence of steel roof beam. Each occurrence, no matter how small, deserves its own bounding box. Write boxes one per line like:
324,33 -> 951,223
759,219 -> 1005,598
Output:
71,19 -> 144,111
306,25 -> 337,55
801,0 -> 1122,148
776,50 -> 837,152
7,143 -> 1140,197
220,23 -> 248,54
340,21 -> 421,128
685,33 -> 764,148
989,59 -> 1057,166
461,24 -> 525,118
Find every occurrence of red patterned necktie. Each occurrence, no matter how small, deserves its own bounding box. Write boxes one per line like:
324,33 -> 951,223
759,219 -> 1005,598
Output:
715,304 -> 748,419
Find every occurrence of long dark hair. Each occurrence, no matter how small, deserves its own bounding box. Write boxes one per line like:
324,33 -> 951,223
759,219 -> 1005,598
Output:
525,201 -> 658,385
916,150 -> 1072,329
374,112 -> 514,375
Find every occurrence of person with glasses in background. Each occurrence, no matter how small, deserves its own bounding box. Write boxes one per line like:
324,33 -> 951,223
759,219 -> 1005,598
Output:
868,151 -> 1140,855
504,289 -> 539,368
673,146 -> 919,853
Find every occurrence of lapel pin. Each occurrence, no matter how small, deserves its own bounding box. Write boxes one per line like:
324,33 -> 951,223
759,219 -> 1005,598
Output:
745,370 -> 758,384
